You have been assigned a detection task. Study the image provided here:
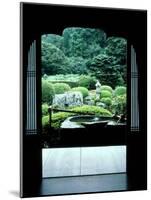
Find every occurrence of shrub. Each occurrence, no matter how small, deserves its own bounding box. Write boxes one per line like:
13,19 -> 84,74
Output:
71,105 -> 112,117
114,86 -> 126,96
101,97 -> 112,106
42,103 -> 49,116
78,75 -> 96,89
112,94 -> 126,115
42,115 -> 49,127
51,112 -> 73,129
48,81 -> 78,88
71,87 -> 89,98
100,90 -> 112,99
53,83 -> 71,94
101,85 -> 113,93
42,80 -> 55,104
42,105 -> 112,129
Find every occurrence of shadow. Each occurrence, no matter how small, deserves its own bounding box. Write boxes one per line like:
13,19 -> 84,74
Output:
9,190 -> 19,197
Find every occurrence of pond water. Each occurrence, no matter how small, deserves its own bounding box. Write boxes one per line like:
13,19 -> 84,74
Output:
70,116 -> 111,123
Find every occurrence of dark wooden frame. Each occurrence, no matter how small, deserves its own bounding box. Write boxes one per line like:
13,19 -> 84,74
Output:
20,2 -> 147,197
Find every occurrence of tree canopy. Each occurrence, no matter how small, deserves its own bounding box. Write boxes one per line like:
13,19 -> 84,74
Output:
41,27 -> 127,88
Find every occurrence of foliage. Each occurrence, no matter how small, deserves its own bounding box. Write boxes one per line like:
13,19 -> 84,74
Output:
41,42 -> 69,75
42,103 -> 49,116
101,85 -> 113,93
78,75 -> 97,89
67,57 -> 88,74
100,97 -> 112,107
105,37 -> 127,64
42,115 -> 49,127
51,105 -> 112,129
51,112 -> 73,129
53,83 -> 71,94
71,105 -> 112,117
46,74 -> 80,82
42,80 -> 55,104
49,81 -> 78,88
87,54 -> 125,88
112,94 -> 126,115
42,34 -> 64,50
114,86 -> 126,96
41,28 -> 127,88
42,105 -> 112,129
63,27 -> 106,58
71,87 -> 89,98
100,90 -> 112,99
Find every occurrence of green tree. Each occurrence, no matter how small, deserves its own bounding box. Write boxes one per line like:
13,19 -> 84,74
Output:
67,57 -> 88,74
41,42 -> 69,75
63,27 -> 106,58
87,54 -> 124,88
42,34 -> 64,50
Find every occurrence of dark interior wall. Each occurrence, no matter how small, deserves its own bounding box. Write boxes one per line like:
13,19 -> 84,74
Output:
20,2 -> 147,197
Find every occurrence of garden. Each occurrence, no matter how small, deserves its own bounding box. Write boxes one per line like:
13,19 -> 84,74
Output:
41,27 -> 127,132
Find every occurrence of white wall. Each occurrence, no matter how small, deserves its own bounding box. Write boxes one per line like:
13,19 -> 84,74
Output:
42,146 -> 126,178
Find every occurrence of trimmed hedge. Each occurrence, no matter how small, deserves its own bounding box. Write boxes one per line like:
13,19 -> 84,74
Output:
78,75 -> 96,89
101,97 -> 112,106
101,85 -> 113,93
48,80 -> 78,88
42,103 -> 49,116
71,87 -> 89,98
42,115 -> 49,127
42,105 -> 112,129
42,80 -> 55,104
53,83 -> 71,94
100,90 -> 112,99
71,105 -> 112,117
114,86 -> 126,96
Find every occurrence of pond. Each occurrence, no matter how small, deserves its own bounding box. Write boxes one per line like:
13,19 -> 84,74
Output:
61,115 -> 125,129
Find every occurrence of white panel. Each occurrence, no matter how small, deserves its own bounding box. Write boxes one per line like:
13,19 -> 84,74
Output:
42,146 -> 126,178
42,148 -> 81,178
81,146 -> 126,175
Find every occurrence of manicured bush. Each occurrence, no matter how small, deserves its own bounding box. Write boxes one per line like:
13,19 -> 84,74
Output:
48,81 -> 78,88
100,90 -> 112,99
101,97 -> 112,106
78,75 -> 97,89
53,83 -> 71,94
71,105 -> 112,117
114,86 -> 126,96
42,80 -> 55,104
47,74 -> 80,82
101,85 -> 113,93
42,105 -> 112,129
51,112 -> 73,129
42,103 -> 49,116
42,115 -> 49,127
71,87 -> 89,98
